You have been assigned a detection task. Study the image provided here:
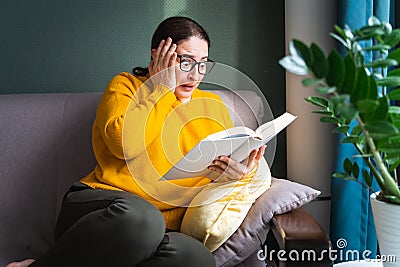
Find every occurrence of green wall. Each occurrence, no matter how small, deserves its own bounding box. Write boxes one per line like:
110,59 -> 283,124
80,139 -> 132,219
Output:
1,0 -> 286,177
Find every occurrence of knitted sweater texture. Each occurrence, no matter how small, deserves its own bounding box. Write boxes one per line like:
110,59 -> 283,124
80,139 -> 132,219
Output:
81,72 -> 234,230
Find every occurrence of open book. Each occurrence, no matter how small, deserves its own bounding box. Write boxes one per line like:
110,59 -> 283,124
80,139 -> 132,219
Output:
161,112 -> 297,180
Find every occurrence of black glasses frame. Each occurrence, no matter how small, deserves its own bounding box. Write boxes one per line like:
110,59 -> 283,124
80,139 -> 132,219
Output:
176,55 -> 215,75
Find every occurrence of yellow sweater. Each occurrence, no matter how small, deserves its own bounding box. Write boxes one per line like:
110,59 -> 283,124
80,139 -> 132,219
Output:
81,72 -> 234,230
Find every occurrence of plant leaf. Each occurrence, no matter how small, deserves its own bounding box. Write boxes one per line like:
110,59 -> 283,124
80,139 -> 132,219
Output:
353,47 -> 365,67
363,170 -> 372,187
364,58 -> 398,68
310,43 -> 328,78
330,32 -> 350,49
381,195 -> 400,205
343,24 -> 354,39
302,78 -> 321,87
365,121 -> 399,140
379,143 -> 400,153
387,48 -> 400,62
388,159 -> 400,172
356,99 -> 379,113
389,113 -> 400,129
339,105 -> 358,123
351,68 -> 368,104
387,68 -> 400,77
333,126 -> 350,134
352,162 -> 360,178
344,158 -> 353,174
315,86 -> 336,94
326,50 -> 345,89
383,29 -> 400,47
363,44 -> 391,52
312,110 -> 333,115
305,96 -> 329,108
388,88 -> 400,100
342,55 -> 356,94
330,94 -> 350,105
332,172 -> 349,179
352,154 -> 373,158
388,135 -> 400,144
384,22 -> 393,34
342,136 -> 361,144
351,68 -> 377,104
351,125 -> 362,136
389,106 -> 400,115
368,72 -> 379,100
320,116 -> 340,124
279,56 -> 308,75
376,77 -> 400,88
334,25 -> 346,39
368,16 -> 381,26
290,39 -> 313,67
356,24 -> 386,40
383,153 -> 400,160
369,96 -> 389,122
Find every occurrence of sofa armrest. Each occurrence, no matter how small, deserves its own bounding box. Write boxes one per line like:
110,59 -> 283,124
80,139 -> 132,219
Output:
269,208 -> 333,267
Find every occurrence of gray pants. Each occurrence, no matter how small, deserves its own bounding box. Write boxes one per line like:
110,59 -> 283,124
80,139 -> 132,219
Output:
30,182 -> 215,267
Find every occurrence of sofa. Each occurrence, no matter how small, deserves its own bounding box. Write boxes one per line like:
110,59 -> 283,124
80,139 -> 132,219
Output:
0,89 -> 332,267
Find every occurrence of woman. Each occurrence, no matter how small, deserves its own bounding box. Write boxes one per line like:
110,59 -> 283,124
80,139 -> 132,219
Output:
7,16 -> 265,267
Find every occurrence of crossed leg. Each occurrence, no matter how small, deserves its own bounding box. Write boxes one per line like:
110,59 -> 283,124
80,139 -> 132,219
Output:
6,183 -> 215,267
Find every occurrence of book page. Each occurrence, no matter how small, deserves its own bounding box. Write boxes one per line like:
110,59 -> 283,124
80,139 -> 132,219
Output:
204,126 -> 256,140
255,112 -> 297,143
162,134 -> 252,180
229,136 -> 265,163
161,112 -> 296,180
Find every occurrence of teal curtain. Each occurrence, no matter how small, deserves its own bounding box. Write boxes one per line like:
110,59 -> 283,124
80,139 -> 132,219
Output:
330,0 -> 394,263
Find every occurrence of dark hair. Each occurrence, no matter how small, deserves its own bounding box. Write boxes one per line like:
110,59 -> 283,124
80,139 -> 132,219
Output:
132,16 -> 210,76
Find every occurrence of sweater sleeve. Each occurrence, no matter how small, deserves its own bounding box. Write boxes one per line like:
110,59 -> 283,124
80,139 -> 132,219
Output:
95,73 -> 178,160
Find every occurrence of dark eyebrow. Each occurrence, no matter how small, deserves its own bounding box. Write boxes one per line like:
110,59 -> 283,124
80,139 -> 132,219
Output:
179,54 -> 209,60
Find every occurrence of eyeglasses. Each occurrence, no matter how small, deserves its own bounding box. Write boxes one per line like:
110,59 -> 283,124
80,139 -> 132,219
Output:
177,55 -> 215,75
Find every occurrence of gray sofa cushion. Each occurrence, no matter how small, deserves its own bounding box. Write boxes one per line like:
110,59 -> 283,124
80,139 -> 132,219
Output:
0,93 -> 101,265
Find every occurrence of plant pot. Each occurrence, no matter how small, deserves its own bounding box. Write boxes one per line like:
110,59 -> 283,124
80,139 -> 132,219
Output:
370,192 -> 400,267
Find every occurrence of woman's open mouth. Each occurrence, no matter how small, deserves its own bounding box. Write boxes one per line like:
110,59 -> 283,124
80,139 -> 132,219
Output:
179,84 -> 196,91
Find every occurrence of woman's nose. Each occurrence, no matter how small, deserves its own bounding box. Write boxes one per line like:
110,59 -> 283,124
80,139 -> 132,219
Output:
189,65 -> 201,80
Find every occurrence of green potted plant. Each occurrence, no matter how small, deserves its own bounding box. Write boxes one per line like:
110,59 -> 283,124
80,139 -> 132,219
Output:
279,16 -> 400,266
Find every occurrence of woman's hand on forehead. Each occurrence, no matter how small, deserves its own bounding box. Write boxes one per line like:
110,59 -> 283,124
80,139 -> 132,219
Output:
148,37 -> 178,91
